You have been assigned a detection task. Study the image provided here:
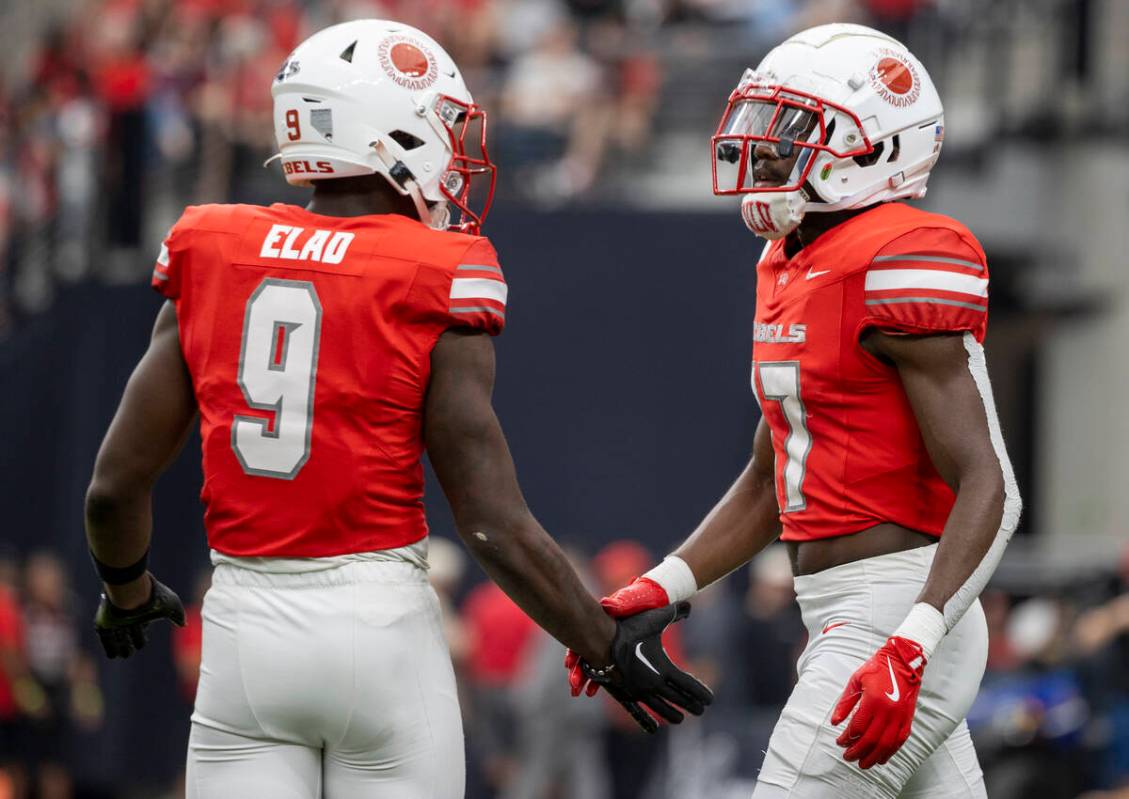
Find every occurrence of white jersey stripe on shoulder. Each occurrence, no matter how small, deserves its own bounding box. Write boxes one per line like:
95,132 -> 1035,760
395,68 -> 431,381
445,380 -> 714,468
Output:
872,254 -> 983,272
865,269 -> 988,297
457,264 -> 503,275
451,277 -> 508,305
157,242 -> 170,266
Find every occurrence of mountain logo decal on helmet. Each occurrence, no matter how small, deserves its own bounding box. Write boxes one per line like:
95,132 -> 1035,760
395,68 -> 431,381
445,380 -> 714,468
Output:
378,36 -> 439,90
870,49 -> 920,108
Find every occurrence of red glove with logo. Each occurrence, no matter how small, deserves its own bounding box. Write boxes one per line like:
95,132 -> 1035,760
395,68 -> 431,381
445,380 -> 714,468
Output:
565,576 -> 671,697
830,636 -> 927,769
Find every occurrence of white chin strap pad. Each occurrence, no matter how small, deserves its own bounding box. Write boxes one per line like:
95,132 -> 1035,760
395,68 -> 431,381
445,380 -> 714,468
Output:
741,191 -> 807,240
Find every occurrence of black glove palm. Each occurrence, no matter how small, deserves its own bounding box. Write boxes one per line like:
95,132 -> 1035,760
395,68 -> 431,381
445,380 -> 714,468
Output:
94,576 -> 186,659
581,602 -> 713,733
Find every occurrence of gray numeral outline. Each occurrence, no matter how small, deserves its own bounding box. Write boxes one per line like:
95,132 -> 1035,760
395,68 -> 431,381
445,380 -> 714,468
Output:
756,360 -> 811,513
232,278 -> 323,480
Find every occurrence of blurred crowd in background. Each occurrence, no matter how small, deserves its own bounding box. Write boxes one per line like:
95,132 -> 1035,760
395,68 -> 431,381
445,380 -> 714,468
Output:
3,0 -> 1123,338
2,537 -> 1129,799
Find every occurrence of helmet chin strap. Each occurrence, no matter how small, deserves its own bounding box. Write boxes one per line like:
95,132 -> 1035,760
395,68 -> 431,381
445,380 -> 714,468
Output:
371,141 -> 447,230
741,189 -> 808,240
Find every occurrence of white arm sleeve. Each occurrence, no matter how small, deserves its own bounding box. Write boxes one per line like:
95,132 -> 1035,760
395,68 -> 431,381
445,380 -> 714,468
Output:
942,333 -> 1023,629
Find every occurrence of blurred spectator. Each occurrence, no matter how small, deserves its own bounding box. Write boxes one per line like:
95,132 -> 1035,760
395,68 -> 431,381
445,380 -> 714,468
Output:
1074,550 -> 1129,793
0,552 -> 33,798
503,549 -> 611,799
20,552 -> 102,799
497,20 -> 611,202
590,540 -> 677,798
734,543 -> 803,708
428,535 -> 472,663
970,596 -> 1090,799
462,579 -> 538,794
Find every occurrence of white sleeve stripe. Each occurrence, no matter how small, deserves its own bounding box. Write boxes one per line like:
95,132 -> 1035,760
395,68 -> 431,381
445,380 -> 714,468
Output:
873,254 -> 983,272
940,333 -> 1022,632
449,305 -> 505,320
451,277 -> 508,304
157,242 -> 170,266
153,269 -> 169,281
457,264 -> 503,275
865,269 -> 988,297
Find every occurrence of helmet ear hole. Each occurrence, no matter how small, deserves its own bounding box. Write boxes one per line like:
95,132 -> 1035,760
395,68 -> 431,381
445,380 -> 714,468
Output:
853,141 -> 885,168
388,130 -> 426,151
887,134 -> 901,163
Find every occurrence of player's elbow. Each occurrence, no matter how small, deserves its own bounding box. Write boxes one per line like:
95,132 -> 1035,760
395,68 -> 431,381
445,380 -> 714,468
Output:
85,483 -> 124,527
454,506 -> 535,560
85,470 -> 145,525
964,457 -> 1022,533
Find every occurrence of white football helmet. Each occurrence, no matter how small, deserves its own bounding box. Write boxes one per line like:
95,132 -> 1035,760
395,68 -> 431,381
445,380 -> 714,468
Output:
712,23 -> 945,239
268,19 -> 495,233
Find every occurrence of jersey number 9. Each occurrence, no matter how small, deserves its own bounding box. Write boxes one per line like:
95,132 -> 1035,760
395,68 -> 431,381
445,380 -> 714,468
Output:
232,279 -> 322,479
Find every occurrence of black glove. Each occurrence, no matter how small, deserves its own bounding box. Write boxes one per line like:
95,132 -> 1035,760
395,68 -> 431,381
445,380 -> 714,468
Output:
580,601 -> 713,734
94,575 -> 186,659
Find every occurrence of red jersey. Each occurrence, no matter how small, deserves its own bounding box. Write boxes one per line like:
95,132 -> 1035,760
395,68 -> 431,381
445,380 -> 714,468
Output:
752,203 -> 988,542
152,203 -> 506,557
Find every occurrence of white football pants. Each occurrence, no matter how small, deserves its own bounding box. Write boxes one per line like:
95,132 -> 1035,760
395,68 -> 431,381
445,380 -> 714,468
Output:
752,544 -> 988,799
185,558 -> 464,799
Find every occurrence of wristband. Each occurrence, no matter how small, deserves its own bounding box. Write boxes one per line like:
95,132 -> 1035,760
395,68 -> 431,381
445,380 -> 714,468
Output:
90,549 -> 149,586
641,556 -> 699,604
893,602 -> 947,659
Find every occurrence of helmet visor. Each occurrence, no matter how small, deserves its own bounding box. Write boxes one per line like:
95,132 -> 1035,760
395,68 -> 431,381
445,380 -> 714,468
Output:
711,86 -> 872,195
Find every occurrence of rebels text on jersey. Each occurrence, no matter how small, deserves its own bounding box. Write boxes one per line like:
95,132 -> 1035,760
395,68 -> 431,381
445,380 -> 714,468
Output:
152,203 -> 507,557
752,202 -> 989,542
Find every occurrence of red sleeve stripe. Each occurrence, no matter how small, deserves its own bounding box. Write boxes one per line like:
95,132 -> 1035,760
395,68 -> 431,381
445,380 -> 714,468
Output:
872,253 -> 983,272
865,269 -> 987,297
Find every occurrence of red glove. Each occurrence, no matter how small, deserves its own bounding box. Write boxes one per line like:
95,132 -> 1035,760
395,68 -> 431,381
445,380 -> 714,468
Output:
565,576 -> 672,696
830,636 -> 927,769
600,576 -> 670,618
564,648 -> 600,697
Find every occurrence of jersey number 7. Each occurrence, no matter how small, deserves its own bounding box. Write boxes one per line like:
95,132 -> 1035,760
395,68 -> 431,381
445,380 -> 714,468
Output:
232,278 -> 323,479
755,361 -> 811,512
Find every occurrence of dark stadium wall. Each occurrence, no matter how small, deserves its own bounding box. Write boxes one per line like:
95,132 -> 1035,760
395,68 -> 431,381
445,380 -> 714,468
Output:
0,207 -> 763,787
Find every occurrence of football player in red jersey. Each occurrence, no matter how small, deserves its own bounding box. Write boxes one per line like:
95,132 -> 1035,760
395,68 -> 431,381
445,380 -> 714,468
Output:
82,20 -> 710,798
569,23 -> 1020,799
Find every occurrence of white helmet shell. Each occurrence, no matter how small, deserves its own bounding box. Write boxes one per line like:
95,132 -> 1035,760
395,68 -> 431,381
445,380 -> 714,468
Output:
270,19 -> 495,232
713,23 -> 944,224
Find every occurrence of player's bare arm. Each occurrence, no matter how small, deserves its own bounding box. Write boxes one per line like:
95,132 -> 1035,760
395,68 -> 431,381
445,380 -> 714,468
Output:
84,301 -> 192,655
828,328 -> 1022,769
426,329 -> 712,730
862,330 -> 1018,616
424,328 -> 617,665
